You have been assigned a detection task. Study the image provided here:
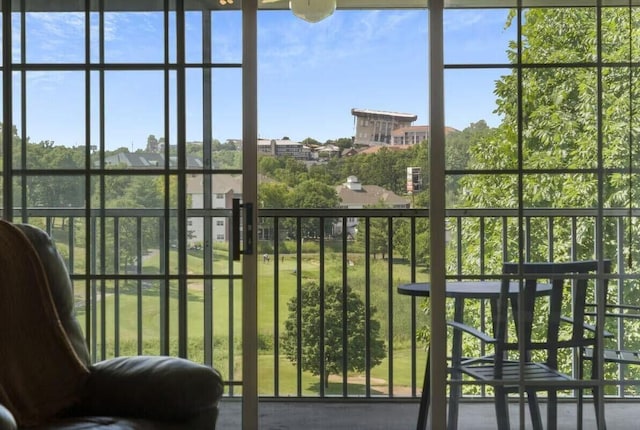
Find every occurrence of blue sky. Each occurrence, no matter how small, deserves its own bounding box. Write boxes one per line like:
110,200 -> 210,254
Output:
18,7 -> 514,150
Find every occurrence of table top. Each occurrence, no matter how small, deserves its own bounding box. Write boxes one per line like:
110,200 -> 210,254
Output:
397,280 -> 552,298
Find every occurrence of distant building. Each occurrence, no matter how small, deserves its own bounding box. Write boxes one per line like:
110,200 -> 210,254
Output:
257,138 -> 312,160
391,125 -> 429,145
351,108 -> 417,146
406,167 -> 422,193
187,174 -> 242,245
391,125 -> 459,145
357,145 -> 413,155
341,148 -> 359,157
334,176 -> 410,237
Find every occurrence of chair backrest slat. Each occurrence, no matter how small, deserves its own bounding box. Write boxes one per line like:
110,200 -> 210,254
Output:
496,260 -> 610,372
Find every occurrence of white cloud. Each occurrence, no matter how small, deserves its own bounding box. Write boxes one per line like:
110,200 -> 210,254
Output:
259,10 -> 425,75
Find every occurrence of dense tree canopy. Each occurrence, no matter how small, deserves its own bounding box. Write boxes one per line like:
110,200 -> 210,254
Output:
457,7 -> 639,273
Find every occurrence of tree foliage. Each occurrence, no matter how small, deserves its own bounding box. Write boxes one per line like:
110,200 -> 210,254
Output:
448,8 -> 640,381
457,8 -> 639,273
281,281 -> 386,388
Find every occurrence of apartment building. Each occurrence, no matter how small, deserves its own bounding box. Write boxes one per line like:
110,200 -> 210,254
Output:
351,108 -> 417,146
334,176 -> 410,237
257,138 -> 312,160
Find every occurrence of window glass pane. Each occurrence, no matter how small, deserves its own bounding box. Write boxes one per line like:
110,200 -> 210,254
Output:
452,173 -> 518,209
26,71 -> 85,162
212,11 -> 241,63
12,12 -> 21,63
186,11 -> 202,63
26,12 -> 85,63
522,67 -> 597,170
101,174 -> 164,209
186,67 -> 203,150
602,66 -> 632,170
444,8 -> 512,64
521,8 -> 596,64
104,71 -> 165,154
90,11 -> 99,63
12,71 -> 23,169
212,68 -> 241,169
22,175 -> 85,208
522,173 -> 598,208
104,12 -> 165,63
445,68 -> 508,171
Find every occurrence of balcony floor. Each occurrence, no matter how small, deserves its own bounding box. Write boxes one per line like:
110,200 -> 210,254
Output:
217,399 -> 640,429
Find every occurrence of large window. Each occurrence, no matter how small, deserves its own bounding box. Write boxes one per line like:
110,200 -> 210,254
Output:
1,1 -> 244,399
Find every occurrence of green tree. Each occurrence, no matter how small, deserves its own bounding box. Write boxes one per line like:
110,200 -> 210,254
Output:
258,182 -> 290,208
457,8 -> 638,272
281,281 -> 386,389
450,8 -> 640,381
287,179 -> 340,238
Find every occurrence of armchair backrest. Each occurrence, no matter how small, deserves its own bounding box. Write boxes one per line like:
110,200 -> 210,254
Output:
15,223 -> 91,366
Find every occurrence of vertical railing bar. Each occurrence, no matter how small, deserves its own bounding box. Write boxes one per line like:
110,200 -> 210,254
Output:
296,216 -> 302,397
479,217 -> 485,273
456,216 -> 463,273
570,216 -> 578,383
616,217 -> 626,397
502,216 -> 509,267
99,217 -> 107,361
410,215 -> 417,398
68,217 -> 75,292
114,217 -> 120,357
342,215 -> 348,396
571,216 -> 578,259
91,217 -> 98,362
478,216 -> 487,400
479,216 -> 488,366
273,217 -> 280,396
548,216 -> 554,261
227,206 -> 236,396
525,216 -> 532,261
319,217 -> 326,397
137,217 -> 143,356
365,216 -> 372,397
364,215 -> 372,397
387,216 -> 394,397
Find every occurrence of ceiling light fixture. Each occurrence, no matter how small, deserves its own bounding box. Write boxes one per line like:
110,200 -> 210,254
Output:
290,0 -> 336,23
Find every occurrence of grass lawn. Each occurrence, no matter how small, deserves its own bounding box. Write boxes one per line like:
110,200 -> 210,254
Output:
68,241 -> 430,395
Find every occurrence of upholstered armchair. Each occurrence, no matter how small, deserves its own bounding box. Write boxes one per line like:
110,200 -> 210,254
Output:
0,221 -> 224,429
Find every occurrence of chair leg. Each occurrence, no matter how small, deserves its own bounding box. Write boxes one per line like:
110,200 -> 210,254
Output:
494,388 -> 510,430
592,385 -> 607,430
547,390 -> 558,430
526,389 -> 543,430
589,353 -> 606,430
417,346 -> 430,430
577,387 -> 584,430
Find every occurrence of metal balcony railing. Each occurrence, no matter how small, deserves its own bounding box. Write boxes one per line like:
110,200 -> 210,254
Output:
16,207 -> 640,401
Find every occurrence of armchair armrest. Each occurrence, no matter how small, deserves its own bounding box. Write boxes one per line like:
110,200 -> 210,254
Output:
447,320 -> 496,344
0,403 -> 17,430
80,356 -> 223,422
560,315 -> 614,338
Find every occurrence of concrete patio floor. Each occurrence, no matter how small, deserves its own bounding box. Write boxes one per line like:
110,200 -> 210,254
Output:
217,399 -> 640,429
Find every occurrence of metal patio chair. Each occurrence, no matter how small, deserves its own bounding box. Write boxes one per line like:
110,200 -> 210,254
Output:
447,261 -> 606,430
